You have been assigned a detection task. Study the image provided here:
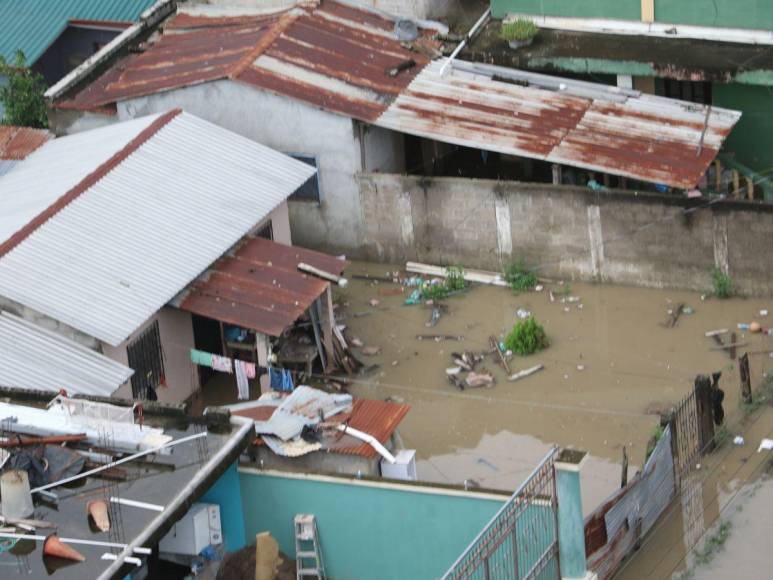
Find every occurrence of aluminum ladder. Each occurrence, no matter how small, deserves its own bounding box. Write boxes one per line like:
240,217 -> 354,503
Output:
295,514 -> 326,579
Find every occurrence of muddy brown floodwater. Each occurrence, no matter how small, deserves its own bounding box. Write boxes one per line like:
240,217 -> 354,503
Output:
335,262 -> 773,521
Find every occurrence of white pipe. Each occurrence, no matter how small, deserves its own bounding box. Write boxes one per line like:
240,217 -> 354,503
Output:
439,7 -> 491,77
298,262 -> 348,287
0,533 -> 151,555
30,432 -> 207,493
110,497 -> 164,512
337,424 -> 396,464
101,553 -> 142,566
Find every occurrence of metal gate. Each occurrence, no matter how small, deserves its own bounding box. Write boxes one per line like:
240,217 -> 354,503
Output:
443,448 -> 560,580
671,389 -> 700,484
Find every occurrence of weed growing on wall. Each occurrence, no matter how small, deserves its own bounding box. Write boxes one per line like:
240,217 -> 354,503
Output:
504,261 -> 537,293
711,268 -> 733,299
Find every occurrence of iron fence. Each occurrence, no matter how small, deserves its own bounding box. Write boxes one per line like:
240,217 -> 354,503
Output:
443,448 -> 560,580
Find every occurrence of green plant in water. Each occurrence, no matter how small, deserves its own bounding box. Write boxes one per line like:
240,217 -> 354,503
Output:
711,268 -> 733,299
501,18 -> 539,42
504,261 -> 537,293
420,266 -> 467,301
504,317 -> 549,356
444,266 -> 467,291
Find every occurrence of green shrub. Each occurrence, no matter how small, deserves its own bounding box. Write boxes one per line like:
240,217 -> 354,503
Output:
711,268 -> 733,299
0,51 -> 48,128
444,266 -> 467,291
504,261 -> 537,293
420,266 -> 467,301
504,317 -> 549,355
501,19 -> 539,42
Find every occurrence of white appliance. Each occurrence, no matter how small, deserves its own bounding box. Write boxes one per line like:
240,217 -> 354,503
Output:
159,503 -> 222,556
380,449 -> 417,481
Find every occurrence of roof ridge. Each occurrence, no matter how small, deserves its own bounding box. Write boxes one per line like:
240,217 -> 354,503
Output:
0,109 -> 182,259
228,12 -> 300,80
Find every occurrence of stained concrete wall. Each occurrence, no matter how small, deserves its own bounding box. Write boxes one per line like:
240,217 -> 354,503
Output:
357,174 -> 773,295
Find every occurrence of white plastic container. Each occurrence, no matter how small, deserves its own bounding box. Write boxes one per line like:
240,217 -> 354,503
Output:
1,469 -> 34,519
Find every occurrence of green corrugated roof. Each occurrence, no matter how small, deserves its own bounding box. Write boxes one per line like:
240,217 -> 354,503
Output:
0,0 -> 157,64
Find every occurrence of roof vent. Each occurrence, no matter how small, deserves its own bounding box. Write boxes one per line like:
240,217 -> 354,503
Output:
394,19 -> 418,42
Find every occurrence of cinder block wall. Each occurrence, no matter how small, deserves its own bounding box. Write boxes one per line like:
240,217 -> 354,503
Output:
356,174 -> 773,295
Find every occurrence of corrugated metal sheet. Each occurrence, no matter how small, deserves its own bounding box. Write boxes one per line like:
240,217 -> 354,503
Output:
0,0 -> 156,63
0,311 -> 133,396
0,126 -> 53,160
179,236 -> 348,337
0,160 -> 18,177
0,111 -> 317,346
376,59 -> 741,189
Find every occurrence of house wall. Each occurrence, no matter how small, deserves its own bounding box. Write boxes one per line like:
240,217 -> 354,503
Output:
239,467 -> 508,580
196,0 -> 452,20
34,26 -> 123,86
491,0 -> 773,30
357,174 -> 773,295
106,306 -> 196,404
112,80 -> 404,255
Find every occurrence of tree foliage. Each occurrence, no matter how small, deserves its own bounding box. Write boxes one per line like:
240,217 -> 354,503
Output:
0,51 -> 48,128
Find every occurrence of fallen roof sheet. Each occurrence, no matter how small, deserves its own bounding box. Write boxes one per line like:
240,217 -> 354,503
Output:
0,125 -> 53,160
55,2 -> 740,188
232,391 -> 410,459
178,237 -> 348,337
0,110 -> 317,346
0,311 -> 133,397
0,0 -> 157,64
375,59 -> 741,189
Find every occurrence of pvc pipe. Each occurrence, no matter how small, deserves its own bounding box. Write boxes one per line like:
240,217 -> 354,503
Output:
101,553 -> 142,566
110,497 -> 164,512
440,7 -> 491,76
298,262 -> 348,287
337,424 -> 396,464
30,432 -> 207,493
0,533 -> 151,555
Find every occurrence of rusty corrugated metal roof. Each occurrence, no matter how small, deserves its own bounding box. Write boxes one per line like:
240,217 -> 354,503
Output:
240,396 -> 410,459
375,59 -> 741,189
179,236 -> 348,337
0,126 -> 53,160
56,2 -> 740,188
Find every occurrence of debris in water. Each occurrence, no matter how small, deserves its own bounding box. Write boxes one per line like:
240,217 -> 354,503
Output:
665,302 -> 685,328
705,328 -> 729,337
564,296 -> 580,303
683,306 -> 694,315
361,346 -> 382,356
760,309 -> 768,317
369,299 -> 380,307
351,337 -> 364,347
563,307 -> 570,313
466,372 -> 495,389
391,360 -> 398,366
508,364 -> 544,382
577,364 -> 585,371
446,367 -> 462,376
516,308 -> 531,319
758,439 -> 773,453
733,436 -> 745,446
417,334 -> 464,342
534,284 -> 544,292
426,306 -> 443,327
750,322 -> 762,333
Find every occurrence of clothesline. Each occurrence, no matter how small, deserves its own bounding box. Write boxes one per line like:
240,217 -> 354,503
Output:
189,349 -> 295,397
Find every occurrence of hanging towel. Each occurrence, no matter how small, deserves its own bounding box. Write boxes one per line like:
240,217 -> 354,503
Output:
269,367 -> 294,392
234,360 -> 250,401
242,361 -> 257,379
212,355 -> 233,374
190,349 -> 213,367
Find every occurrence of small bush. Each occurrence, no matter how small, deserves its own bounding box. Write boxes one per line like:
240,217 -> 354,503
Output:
711,268 -> 733,299
445,266 -> 467,291
504,317 -> 549,355
501,19 -> 539,42
420,266 -> 467,301
504,261 -> 538,293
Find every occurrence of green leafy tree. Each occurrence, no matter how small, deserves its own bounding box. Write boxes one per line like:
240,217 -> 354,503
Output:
0,51 -> 48,128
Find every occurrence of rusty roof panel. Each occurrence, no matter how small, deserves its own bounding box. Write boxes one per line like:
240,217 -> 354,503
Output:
0,126 -> 53,160
376,59 -> 742,189
179,237 -> 348,337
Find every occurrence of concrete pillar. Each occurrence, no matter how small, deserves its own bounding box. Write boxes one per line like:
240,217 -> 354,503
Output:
255,333 -> 271,394
586,205 -> 604,281
555,449 -> 594,580
641,0 -> 655,23
712,213 -> 729,276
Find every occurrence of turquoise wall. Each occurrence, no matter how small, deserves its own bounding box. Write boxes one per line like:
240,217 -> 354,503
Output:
713,83 -> 773,175
239,470 -> 507,580
202,462 -> 247,552
491,0 -> 773,30
491,0 -> 638,20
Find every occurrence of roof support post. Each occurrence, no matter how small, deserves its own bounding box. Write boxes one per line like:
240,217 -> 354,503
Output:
641,0 -> 655,23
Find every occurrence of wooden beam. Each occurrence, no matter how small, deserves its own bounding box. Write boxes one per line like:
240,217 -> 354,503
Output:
641,0 -> 655,23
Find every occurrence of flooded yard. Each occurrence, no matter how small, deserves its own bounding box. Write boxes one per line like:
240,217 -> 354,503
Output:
334,262 -> 773,515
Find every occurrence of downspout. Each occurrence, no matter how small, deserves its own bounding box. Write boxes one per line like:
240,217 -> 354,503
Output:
337,424 -> 396,464
98,415 -> 254,579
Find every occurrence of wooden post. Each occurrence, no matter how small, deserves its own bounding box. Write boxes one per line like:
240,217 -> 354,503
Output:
732,170 -> 740,198
620,446 -> 628,488
739,353 -> 752,404
695,375 -> 716,454
714,160 -> 722,192
551,163 -> 562,185
324,285 -> 335,365
746,177 -> 755,200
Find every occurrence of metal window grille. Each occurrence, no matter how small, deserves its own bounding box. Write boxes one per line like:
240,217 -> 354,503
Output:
127,320 -> 164,401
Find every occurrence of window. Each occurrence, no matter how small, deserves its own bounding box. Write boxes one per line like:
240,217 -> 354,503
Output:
127,321 -> 165,401
662,79 -> 712,105
289,155 -> 321,202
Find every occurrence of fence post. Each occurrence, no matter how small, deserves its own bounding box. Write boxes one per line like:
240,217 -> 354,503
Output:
695,375 -> 715,454
620,446 -> 628,489
555,449 -> 589,579
739,353 -> 752,404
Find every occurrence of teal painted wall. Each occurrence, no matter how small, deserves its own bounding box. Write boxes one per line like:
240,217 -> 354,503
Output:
713,83 -> 773,174
556,469 -> 585,578
201,462 -> 247,552
491,0 -> 638,20
239,470 -> 507,580
492,0 -> 773,30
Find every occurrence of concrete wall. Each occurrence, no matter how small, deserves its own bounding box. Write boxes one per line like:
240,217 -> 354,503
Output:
239,467 -> 508,580
106,306 -> 196,404
195,0 -> 453,20
492,0 -> 773,29
110,80 -> 404,255
357,174 -> 773,295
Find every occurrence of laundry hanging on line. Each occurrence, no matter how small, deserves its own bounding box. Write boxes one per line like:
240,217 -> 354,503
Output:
190,349 -> 256,378
269,367 -> 294,392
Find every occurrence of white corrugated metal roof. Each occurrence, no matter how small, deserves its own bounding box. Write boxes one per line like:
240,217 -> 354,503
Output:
0,114 -> 161,243
0,311 -> 133,396
0,111 -> 317,346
